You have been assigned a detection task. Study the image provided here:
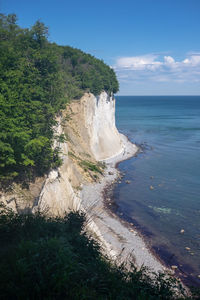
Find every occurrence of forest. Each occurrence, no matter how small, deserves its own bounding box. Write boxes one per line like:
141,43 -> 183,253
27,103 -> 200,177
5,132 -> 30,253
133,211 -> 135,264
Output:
0,13 -> 119,182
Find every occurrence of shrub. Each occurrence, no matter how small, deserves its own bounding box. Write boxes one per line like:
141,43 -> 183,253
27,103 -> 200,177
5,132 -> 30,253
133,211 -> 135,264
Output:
0,204 -> 192,299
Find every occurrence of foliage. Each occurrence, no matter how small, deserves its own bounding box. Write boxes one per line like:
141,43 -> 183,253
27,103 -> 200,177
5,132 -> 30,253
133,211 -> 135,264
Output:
0,14 -> 119,182
0,204 -> 191,299
59,45 -> 119,97
79,160 -> 103,174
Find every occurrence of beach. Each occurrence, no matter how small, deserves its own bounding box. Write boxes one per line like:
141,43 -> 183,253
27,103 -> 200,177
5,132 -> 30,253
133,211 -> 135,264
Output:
81,133 -> 168,274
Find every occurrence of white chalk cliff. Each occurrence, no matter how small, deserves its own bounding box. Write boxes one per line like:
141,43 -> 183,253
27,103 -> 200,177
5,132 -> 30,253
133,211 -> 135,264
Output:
33,91 -> 124,216
1,91 -> 124,216
78,91 -> 123,160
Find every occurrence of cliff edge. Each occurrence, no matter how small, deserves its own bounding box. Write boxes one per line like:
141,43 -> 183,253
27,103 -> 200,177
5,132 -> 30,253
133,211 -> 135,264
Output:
74,91 -> 123,161
33,91 -> 125,216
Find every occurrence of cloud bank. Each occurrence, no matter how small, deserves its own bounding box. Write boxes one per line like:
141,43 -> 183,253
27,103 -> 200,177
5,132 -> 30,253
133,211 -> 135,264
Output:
114,53 -> 200,85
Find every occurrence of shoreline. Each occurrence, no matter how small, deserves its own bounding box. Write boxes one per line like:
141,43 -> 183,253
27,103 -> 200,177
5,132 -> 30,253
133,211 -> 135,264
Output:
103,182 -> 198,288
103,135 -> 199,288
81,134 -> 169,275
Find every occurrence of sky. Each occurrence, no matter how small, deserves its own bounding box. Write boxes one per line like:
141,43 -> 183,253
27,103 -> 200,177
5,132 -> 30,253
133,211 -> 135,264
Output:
1,0 -> 200,95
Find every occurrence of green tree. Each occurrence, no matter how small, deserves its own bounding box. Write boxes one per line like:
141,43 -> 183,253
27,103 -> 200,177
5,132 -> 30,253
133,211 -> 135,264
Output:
0,13 -> 119,182
30,20 -> 48,48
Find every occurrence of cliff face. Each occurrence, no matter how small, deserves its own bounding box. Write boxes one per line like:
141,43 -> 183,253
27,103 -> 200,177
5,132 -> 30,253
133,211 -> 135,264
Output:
34,91 -> 124,216
77,91 -> 123,160
32,120 -> 81,216
1,91 -> 124,216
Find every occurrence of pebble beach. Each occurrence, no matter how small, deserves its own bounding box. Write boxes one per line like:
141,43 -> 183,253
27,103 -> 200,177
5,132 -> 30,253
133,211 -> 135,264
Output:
81,134 -> 167,274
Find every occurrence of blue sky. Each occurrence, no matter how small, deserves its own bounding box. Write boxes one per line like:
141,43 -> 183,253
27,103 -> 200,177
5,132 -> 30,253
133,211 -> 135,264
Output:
1,0 -> 200,95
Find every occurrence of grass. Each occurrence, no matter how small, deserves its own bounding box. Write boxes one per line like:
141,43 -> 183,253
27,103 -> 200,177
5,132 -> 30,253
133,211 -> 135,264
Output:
0,203 -> 197,299
68,151 -> 105,181
79,160 -> 103,174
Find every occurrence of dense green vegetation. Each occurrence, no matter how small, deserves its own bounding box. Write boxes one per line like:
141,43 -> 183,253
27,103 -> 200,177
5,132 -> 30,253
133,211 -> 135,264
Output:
0,204 -> 192,299
0,13 -> 119,182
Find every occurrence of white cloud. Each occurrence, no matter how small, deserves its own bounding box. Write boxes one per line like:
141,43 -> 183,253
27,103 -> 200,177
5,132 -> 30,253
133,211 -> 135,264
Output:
164,56 -> 175,65
183,55 -> 200,66
114,53 -> 200,84
163,56 -> 180,70
116,54 -> 162,70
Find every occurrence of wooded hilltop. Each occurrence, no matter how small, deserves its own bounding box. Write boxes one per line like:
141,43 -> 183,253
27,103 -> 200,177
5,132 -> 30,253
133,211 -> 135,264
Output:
0,13 -> 118,182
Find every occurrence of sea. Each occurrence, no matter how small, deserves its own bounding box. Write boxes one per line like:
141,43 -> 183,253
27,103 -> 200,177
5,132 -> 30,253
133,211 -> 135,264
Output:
114,96 -> 200,286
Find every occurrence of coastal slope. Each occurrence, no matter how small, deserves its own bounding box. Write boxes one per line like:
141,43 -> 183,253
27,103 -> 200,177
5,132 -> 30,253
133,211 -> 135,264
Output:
33,91 -> 125,215
34,91 -> 166,274
1,90 -> 165,275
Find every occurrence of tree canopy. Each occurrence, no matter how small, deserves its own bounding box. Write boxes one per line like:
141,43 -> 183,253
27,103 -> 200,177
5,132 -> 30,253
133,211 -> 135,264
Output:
0,14 -> 119,182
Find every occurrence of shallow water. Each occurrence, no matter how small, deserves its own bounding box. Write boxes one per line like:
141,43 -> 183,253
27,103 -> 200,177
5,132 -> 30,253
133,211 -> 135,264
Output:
114,96 -> 200,285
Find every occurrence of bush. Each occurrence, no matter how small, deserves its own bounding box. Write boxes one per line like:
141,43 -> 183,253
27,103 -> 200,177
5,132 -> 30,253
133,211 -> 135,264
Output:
0,204 -> 191,299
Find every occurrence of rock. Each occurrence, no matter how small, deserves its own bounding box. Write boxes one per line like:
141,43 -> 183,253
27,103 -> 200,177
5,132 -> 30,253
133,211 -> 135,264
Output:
149,185 -> 154,190
171,265 -> 178,270
130,229 -> 134,232
108,171 -> 114,175
48,170 -> 59,183
125,180 -> 131,184
118,181 -> 121,183
185,247 -> 191,251
180,229 -> 185,234
198,275 -> 200,278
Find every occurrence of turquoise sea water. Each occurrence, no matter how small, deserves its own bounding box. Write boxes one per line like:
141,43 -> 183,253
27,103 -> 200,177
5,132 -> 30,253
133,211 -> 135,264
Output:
114,96 -> 200,285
